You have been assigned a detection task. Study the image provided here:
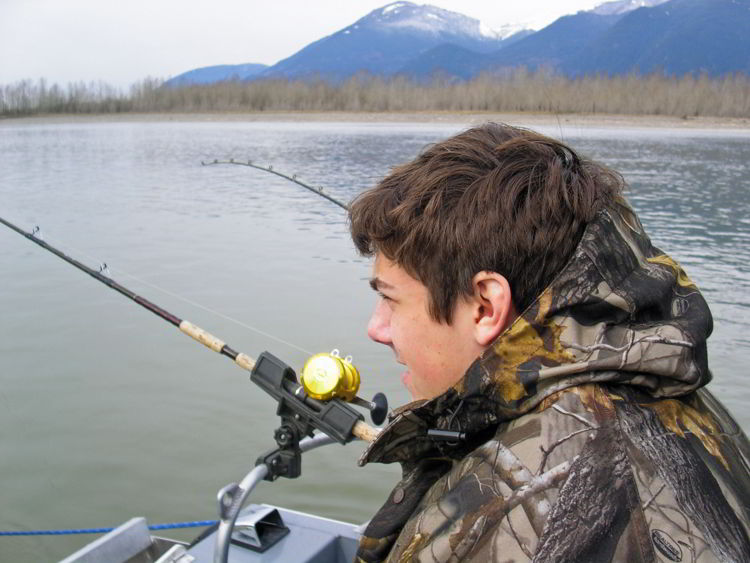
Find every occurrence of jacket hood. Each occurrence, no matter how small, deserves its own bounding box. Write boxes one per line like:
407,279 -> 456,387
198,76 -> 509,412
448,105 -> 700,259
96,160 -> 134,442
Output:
361,198 -> 714,465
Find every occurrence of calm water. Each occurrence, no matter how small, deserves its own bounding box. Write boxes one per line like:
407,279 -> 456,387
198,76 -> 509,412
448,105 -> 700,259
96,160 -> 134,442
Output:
1,118 -> 749,561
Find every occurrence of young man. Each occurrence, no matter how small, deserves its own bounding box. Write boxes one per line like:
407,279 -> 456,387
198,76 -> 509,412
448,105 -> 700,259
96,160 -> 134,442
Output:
349,123 -> 750,562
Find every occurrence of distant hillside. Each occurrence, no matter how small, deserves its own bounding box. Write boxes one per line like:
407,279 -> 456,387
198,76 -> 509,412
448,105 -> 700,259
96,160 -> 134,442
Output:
165,63 -> 268,87
487,12 -> 623,73
397,30 -> 532,81
396,43 -> 490,81
484,0 -> 750,77
575,0 -> 750,76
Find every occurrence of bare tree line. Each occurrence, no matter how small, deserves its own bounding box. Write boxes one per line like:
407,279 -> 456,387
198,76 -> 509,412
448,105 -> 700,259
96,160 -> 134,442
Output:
2,71 -> 749,118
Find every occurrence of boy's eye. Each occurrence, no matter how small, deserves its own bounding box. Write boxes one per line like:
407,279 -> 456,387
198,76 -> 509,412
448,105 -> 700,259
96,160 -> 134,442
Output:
378,291 -> 394,303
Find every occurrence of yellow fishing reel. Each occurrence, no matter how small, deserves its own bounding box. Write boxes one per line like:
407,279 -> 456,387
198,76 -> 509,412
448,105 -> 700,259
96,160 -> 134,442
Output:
300,349 -> 388,425
301,349 -> 360,401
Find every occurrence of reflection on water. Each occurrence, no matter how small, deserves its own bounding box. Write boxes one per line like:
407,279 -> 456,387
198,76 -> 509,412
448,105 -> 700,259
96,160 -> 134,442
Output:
0,120 -> 748,560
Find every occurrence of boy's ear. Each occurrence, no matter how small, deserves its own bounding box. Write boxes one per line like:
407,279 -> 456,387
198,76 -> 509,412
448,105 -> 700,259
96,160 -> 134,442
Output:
471,271 -> 516,346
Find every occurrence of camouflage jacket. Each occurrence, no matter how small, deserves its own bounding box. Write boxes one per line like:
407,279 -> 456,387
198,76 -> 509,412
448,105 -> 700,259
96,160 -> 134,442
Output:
356,200 -> 750,562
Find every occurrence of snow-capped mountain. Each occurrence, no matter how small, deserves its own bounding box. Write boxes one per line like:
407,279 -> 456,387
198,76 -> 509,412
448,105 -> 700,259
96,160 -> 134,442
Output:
365,2 -> 520,41
487,22 -> 532,40
591,0 -> 670,16
258,2 -> 528,80
167,0 -> 750,85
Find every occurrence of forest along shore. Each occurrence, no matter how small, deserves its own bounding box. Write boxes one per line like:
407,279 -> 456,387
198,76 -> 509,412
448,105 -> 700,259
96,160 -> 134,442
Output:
2,73 -> 749,120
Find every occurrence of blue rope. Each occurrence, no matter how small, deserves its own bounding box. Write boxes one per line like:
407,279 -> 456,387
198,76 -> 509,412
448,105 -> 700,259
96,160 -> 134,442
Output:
0,520 -> 218,536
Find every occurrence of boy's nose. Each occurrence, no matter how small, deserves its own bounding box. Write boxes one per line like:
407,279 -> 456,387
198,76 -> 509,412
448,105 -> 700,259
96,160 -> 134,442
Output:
367,299 -> 391,345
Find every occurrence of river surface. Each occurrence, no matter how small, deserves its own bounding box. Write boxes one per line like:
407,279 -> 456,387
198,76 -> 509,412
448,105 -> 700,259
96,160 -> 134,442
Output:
1,118 -> 749,561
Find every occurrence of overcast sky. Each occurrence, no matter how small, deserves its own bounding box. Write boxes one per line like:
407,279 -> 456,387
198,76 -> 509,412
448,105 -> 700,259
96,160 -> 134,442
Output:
2,0 -> 602,88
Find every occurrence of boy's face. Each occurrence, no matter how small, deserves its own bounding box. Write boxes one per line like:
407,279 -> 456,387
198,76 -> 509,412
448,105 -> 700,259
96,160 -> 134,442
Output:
367,254 -> 484,401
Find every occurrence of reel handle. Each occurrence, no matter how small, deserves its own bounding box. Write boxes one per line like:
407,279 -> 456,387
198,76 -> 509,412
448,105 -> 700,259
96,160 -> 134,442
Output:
350,393 -> 388,426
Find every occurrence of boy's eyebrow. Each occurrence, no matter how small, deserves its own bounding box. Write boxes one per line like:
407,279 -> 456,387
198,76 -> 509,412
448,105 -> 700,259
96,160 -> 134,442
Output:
369,277 -> 394,292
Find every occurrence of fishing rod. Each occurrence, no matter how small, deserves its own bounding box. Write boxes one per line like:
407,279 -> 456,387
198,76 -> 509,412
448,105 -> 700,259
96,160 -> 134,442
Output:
201,159 -> 350,211
0,216 -> 383,444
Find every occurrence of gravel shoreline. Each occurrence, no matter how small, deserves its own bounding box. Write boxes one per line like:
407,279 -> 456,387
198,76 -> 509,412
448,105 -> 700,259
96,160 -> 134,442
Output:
2,111 -> 750,131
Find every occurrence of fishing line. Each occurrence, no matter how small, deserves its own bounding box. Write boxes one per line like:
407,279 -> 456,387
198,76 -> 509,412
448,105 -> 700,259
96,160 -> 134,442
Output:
116,273 -> 313,355
5,224 -> 312,355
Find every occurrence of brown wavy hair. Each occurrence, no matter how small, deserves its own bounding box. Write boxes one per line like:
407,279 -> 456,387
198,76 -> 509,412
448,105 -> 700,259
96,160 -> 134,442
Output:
349,122 -> 624,322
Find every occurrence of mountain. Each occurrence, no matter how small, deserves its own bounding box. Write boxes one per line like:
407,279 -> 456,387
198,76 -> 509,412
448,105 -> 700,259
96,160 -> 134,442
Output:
591,0 -> 669,16
576,0 -> 750,76
485,11 -> 623,73
397,29 -> 533,81
165,63 -> 268,87
396,43 -> 491,81
463,0 -> 749,78
258,2 -> 525,80
165,0 -> 749,86
393,0 -> 671,81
